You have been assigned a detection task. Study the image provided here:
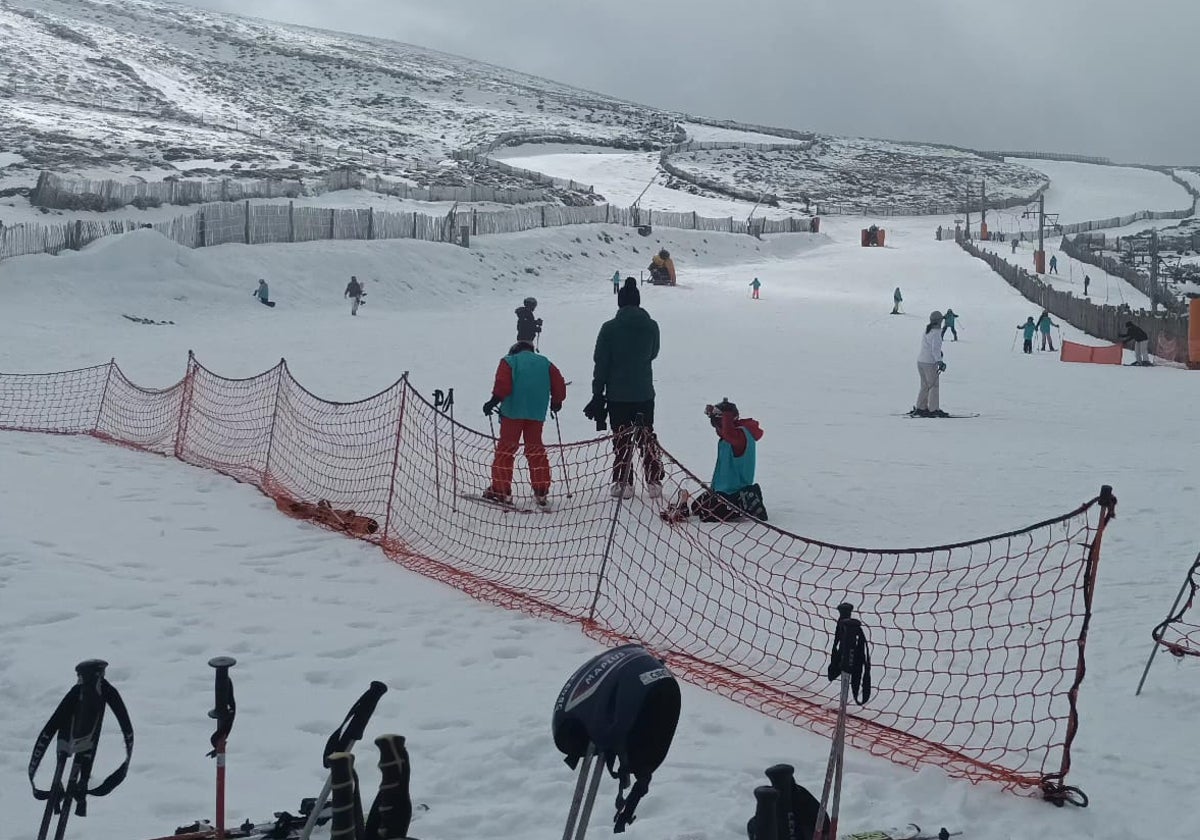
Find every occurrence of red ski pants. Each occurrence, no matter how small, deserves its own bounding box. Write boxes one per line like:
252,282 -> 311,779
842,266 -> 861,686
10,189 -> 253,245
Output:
491,417 -> 551,495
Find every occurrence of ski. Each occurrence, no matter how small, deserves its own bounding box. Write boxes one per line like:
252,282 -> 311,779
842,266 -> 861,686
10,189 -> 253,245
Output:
897,412 -> 980,419
840,825 -> 958,840
159,804 -> 429,840
458,493 -> 535,514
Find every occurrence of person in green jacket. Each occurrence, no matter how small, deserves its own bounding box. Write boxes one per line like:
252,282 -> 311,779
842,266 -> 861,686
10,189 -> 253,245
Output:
1018,316 -> 1036,354
941,308 -> 959,340
1036,310 -> 1058,351
584,277 -> 664,500
612,270 -> 621,295
891,286 -> 903,314
750,277 -> 761,300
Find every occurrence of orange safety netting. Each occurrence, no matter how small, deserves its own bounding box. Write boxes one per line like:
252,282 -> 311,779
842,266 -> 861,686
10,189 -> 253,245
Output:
0,354 -> 1117,803
1151,551 -> 1200,659
1060,340 -> 1123,365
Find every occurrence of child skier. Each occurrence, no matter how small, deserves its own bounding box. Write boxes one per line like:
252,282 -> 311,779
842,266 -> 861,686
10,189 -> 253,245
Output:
1049,254 -> 1058,274
253,279 -> 274,307
515,297 -> 542,344
912,311 -> 948,418
1084,275 -> 1091,296
612,270 -> 621,295
942,308 -> 959,340
1036,310 -> 1058,351
662,400 -> 767,522
750,277 -> 761,300
345,275 -> 364,316
1018,317 -> 1036,354
891,287 -> 903,315
481,341 -> 567,507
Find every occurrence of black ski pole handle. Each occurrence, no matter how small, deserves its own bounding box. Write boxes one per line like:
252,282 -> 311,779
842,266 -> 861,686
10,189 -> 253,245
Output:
344,681 -> 388,742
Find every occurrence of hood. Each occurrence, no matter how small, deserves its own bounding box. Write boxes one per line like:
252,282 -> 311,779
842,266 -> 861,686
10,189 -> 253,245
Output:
737,418 -> 764,441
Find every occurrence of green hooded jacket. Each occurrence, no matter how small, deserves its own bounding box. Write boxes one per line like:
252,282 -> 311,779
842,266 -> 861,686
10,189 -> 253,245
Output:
591,307 -> 660,402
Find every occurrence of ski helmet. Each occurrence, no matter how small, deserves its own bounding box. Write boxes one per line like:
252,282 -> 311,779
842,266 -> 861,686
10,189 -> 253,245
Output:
524,296 -> 537,308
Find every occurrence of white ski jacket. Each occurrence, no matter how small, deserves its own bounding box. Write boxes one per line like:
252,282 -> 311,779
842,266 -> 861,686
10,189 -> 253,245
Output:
917,327 -> 943,365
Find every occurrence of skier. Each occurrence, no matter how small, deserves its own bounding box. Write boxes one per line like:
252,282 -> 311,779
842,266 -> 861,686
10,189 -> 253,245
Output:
585,277 -> 664,499
1036,310 -> 1058,351
481,340 -> 567,507
612,270 -> 621,295
1018,316 -> 1036,354
750,277 -> 761,300
912,311 -> 948,418
1118,320 -> 1151,365
942,308 -> 959,341
515,297 -> 542,344
253,279 -> 274,308
867,224 -> 880,246
345,275 -> 364,316
1084,275 -> 1091,296
696,400 -> 767,521
1011,238 -> 1018,255
1049,254 -> 1059,274
891,287 -> 903,315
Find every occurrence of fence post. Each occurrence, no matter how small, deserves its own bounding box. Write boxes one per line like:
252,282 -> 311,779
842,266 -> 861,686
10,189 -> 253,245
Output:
412,213 -> 418,239
472,208 -> 477,237
244,200 -> 251,245
368,207 -> 375,241
541,205 -> 546,228
288,201 -> 295,243
329,208 -> 336,240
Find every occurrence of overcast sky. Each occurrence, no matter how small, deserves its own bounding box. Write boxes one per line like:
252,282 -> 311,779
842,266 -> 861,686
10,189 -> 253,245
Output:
184,0 -> 1197,165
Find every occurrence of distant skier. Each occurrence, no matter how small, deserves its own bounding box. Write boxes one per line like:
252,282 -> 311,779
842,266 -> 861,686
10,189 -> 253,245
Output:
1011,238 -> 1018,255
1118,320 -> 1151,365
253,279 -> 275,308
867,224 -> 880,246
612,270 -> 621,295
345,275 -> 364,316
750,277 -> 761,300
912,311 -> 948,418
481,340 -> 567,507
1049,254 -> 1059,274
1036,310 -> 1058,351
942,308 -> 959,341
515,297 -> 542,344
891,286 -> 903,315
663,399 -> 767,523
586,277 -> 664,499
1084,275 -> 1091,296
1018,316 -> 1036,354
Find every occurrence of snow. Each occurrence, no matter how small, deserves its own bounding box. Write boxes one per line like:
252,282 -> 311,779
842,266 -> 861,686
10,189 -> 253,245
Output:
0,152 -> 26,169
3,184 -> 1200,840
975,238 -> 1152,310
681,122 -> 805,145
1006,158 -> 1192,223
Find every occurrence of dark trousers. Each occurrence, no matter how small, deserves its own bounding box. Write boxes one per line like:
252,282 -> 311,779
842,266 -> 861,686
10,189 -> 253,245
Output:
1023,338 -> 1033,354
941,324 -> 957,340
607,400 -> 664,486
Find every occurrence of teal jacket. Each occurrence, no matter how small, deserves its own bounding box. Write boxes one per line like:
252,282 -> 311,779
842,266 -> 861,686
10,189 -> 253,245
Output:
944,311 -> 957,327
1020,322 -> 1037,340
592,307 -> 660,402
493,349 -> 567,422
750,278 -> 761,289
713,427 -> 757,495
1036,314 -> 1057,334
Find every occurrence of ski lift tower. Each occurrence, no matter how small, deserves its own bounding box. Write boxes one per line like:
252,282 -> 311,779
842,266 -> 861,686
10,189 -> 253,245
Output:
1021,194 -> 1059,274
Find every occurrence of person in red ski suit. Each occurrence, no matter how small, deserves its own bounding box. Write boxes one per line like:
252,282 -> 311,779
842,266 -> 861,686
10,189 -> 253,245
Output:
482,341 -> 567,505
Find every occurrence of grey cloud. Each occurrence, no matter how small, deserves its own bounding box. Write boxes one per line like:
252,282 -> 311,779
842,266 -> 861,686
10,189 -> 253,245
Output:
183,0 -> 1198,165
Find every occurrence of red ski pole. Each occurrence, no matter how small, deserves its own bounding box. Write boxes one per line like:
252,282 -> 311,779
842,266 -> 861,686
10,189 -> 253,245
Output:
207,657 -> 237,840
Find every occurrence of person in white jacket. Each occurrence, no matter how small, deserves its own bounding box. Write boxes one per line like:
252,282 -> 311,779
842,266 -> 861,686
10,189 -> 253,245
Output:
913,311 -> 948,418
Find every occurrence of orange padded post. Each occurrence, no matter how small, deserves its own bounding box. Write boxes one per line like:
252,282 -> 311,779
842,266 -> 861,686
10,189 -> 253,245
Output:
1034,250 -> 1046,274
861,229 -> 869,247
1190,299 -> 1200,369
878,229 -> 886,247
980,221 -> 989,241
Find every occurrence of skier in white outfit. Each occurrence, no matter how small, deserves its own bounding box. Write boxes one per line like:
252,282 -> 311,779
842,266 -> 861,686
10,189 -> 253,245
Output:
913,311 -> 948,418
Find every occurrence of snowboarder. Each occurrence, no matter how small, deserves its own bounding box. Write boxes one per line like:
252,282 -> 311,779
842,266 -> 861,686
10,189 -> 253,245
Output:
750,277 -> 761,300
253,279 -> 274,308
345,275 -> 364,316
942,308 -> 959,341
585,277 -> 664,499
912,311 -> 948,418
1118,320 -> 1151,365
612,270 -> 621,295
1084,275 -> 1091,296
515,297 -> 542,344
1018,317 -> 1036,354
891,287 -> 903,315
1049,254 -> 1058,274
481,341 -> 567,507
1036,310 -> 1058,351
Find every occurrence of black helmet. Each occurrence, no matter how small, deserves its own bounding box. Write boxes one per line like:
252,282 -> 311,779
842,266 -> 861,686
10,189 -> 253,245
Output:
523,296 -> 537,308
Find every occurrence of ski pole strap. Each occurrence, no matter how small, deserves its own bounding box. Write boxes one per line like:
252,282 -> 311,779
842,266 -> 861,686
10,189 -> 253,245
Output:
208,665 -> 236,757
613,771 -> 650,833
28,679 -> 134,802
826,616 -> 871,705
322,681 -> 388,767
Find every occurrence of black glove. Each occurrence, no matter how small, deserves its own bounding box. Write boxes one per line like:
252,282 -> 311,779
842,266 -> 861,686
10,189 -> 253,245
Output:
550,400 -> 563,416
937,361 -> 947,372
583,395 -> 605,421
483,397 -> 500,416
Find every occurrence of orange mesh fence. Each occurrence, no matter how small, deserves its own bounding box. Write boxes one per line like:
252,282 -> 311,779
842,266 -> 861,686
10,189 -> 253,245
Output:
1151,550 -> 1200,659
0,353 -> 1118,803
1060,340 -> 1123,365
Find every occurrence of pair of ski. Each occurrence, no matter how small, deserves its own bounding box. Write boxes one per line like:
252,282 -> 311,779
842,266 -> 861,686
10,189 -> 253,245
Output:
459,492 -> 554,514
898,410 -> 979,419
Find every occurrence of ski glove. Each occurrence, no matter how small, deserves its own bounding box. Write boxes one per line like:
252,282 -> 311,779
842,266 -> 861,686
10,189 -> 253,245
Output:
483,397 -> 501,416
550,400 -> 563,416
937,361 -> 947,372
583,395 -> 606,421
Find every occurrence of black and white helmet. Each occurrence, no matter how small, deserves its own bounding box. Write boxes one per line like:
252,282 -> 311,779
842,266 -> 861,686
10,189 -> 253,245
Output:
523,296 -> 537,308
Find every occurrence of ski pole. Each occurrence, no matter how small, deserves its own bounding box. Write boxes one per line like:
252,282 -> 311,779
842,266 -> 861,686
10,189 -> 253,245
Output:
814,604 -> 870,840
365,734 -> 412,840
553,412 -> 573,499
207,657 -> 236,840
298,681 -> 388,840
751,786 -> 780,840
1010,330 -> 1018,351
